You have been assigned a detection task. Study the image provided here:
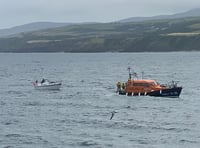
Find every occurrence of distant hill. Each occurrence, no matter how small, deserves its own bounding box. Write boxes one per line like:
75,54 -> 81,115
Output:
119,8 -> 200,22
0,22 -> 73,37
1,8 -> 200,38
1,8 -> 200,52
1,16 -> 200,52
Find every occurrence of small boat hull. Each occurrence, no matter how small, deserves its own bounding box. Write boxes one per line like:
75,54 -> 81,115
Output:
118,90 -> 126,95
34,83 -> 62,90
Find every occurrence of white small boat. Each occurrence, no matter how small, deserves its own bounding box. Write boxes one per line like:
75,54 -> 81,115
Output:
33,79 -> 62,90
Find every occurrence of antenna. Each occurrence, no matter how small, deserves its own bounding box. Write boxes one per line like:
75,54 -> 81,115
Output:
41,68 -> 44,78
141,71 -> 144,79
127,67 -> 131,80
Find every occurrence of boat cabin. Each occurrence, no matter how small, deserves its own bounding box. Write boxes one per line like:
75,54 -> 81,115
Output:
124,79 -> 165,95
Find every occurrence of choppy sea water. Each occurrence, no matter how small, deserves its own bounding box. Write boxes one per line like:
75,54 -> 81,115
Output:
0,52 -> 200,148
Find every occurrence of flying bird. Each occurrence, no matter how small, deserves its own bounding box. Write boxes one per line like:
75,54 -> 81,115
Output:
110,110 -> 118,120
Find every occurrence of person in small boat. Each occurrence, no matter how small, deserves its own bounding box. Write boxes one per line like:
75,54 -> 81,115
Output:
34,80 -> 38,86
122,83 -> 125,90
41,78 -> 45,83
116,82 -> 122,92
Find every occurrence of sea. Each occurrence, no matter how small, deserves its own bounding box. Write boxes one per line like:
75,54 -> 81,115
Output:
0,52 -> 200,148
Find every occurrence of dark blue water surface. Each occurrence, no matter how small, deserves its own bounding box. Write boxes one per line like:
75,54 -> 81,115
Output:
0,52 -> 200,148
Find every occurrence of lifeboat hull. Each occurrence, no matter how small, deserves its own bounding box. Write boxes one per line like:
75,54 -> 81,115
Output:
118,87 -> 182,97
148,87 -> 182,97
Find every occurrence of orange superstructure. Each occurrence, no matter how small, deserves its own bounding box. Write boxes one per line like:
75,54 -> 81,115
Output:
125,79 -> 165,95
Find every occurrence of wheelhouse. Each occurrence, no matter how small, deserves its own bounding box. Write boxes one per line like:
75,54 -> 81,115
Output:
125,79 -> 164,95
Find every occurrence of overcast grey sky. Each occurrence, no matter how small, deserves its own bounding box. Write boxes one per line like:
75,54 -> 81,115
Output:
0,0 -> 200,29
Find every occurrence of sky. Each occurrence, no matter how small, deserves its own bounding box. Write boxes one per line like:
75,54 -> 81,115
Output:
0,0 -> 200,29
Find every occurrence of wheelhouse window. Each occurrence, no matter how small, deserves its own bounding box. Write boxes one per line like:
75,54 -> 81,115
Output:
133,83 -> 150,87
150,82 -> 158,86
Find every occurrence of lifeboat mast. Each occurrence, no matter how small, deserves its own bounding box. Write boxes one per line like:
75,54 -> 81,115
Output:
127,67 -> 139,80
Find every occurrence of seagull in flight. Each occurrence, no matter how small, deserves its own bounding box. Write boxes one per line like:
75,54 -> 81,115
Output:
110,110 -> 118,120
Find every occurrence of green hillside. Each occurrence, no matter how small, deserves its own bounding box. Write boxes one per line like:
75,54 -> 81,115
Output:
1,17 -> 200,52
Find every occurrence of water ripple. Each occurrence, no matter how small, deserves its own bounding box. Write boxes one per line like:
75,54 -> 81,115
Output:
1,52 -> 200,148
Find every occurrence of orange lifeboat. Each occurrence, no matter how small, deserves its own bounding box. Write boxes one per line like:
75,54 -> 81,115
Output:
117,68 -> 182,97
